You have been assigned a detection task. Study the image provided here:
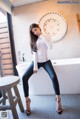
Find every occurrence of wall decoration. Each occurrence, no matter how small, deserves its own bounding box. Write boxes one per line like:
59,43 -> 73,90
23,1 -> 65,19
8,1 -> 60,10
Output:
39,12 -> 68,42
76,14 -> 80,32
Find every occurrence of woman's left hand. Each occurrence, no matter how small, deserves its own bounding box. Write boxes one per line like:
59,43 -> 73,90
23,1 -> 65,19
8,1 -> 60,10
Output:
33,69 -> 38,73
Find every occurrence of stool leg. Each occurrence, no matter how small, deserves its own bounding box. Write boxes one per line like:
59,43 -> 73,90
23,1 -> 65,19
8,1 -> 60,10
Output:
7,89 -> 19,119
2,91 -> 6,105
13,85 -> 24,112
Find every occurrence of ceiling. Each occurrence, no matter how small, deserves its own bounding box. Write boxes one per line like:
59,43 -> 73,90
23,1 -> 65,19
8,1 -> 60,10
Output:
7,0 -> 47,7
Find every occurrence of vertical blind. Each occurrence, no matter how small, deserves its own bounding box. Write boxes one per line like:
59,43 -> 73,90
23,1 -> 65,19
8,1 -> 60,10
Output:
0,22 -> 14,76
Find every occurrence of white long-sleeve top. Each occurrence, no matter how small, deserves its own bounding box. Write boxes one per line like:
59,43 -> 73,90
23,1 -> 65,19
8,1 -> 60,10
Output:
33,34 -> 52,70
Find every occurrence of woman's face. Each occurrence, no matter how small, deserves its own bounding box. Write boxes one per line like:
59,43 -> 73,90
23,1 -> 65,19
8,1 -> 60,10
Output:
31,27 -> 41,36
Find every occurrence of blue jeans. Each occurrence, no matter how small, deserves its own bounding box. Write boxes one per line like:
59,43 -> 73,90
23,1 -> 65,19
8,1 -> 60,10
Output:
22,60 -> 60,97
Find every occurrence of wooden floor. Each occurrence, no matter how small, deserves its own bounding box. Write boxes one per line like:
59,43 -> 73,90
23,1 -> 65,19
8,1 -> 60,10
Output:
0,84 -> 80,119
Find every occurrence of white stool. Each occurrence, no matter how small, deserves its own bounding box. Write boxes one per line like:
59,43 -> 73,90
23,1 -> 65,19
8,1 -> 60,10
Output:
0,76 -> 24,119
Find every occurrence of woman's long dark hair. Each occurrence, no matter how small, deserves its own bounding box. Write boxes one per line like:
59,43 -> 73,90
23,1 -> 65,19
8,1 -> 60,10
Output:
29,23 -> 41,53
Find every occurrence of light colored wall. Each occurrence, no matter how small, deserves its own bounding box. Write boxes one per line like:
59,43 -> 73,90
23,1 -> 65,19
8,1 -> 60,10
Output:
12,0 -> 80,63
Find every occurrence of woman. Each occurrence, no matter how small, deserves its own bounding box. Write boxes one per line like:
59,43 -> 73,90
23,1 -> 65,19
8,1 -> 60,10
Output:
22,23 -> 62,115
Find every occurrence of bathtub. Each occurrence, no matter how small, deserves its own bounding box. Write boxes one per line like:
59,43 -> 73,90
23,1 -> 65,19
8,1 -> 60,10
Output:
16,58 -> 80,95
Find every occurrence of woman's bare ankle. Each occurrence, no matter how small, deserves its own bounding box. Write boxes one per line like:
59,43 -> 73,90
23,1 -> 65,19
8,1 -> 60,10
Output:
25,97 -> 31,110
55,95 -> 62,114
26,97 -> 30,101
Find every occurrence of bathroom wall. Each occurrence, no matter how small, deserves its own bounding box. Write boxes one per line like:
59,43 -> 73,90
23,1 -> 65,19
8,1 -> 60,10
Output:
12,0 -> 80,63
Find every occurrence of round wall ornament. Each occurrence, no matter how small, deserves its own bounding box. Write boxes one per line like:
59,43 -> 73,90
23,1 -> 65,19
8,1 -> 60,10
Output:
39,12 -> 68,42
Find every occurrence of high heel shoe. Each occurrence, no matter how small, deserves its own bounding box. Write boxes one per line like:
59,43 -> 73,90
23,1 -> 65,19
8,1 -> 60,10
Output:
56,98 -> 62,114
26,98 -> 31,116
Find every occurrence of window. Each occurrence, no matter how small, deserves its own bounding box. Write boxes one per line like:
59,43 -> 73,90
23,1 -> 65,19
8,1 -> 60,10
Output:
0,9 -> 17,76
